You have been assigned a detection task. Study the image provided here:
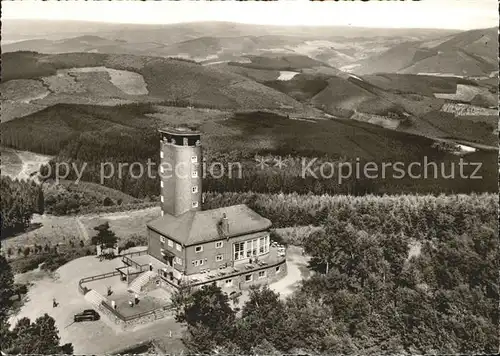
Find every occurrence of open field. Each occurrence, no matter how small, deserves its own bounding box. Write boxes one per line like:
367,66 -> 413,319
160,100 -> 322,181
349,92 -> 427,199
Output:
79,207 -> 160,241
58,180 -> 140,205
441,103 -> 498,116
0,147 -> 23,177
0,147 -> 53,180
2,207 -> 160,256
1,214 -> 83,253
434,84 -> 494,101
67,67 -> 149,95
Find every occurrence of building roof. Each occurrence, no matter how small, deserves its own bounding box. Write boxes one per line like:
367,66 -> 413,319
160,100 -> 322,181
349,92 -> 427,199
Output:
147,204 -> 272,246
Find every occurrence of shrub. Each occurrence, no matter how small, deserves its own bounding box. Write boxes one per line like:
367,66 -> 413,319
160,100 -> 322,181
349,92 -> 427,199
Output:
10,254 -> 49,274
118,234 -> 148,253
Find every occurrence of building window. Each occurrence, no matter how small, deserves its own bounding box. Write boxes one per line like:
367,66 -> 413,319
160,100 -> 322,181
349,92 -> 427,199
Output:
246,239 -> 258,257
195,246 -> 203,253
245,274 -> 253,282
276,266 -> 280,273
234,242 -> 245,261
175,257 -> 182,265
160,180 -> 164,188
161,210 -> 164,216
215,241 -> 223,249
160,151 -> 164,159
258,271 -> 266,279
192,170 -> 198,178
176,243 -> 181,251
183,137 -> 188,146
235,236 -> 269,260
216,255 -> 223,262
226,279 -> 232,285
192,201 -> 199,208
193,259 -> 204,267
160,236 -> 165,244
160,165 -> 164,174
160,195 -> 164,203
168,239 -> 173,247
191,156 -> 198,163
192,185 -> 198,194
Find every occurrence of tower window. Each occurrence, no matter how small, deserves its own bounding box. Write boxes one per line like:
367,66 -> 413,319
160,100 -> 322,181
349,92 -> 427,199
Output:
160,181 -> 164,188
160,151 -> 164,159
160,195 -> 164,203
183,138 -> 188,146
192,185 -> 198,194
192,201 -> 199,208
191,156 -> 198,163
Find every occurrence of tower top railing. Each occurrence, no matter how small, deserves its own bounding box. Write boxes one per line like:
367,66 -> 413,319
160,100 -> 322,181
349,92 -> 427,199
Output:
159,127 -> 201,136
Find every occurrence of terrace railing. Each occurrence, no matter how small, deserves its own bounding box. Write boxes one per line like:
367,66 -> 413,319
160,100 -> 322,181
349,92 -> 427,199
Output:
78,270 -> 121,295
121,255 -> 145,271
101,300 -> 173,323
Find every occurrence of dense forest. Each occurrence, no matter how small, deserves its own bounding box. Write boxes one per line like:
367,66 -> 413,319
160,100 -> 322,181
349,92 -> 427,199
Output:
1,104 -> 497,200
174,193 -> 498,354
0,176 -> 44,238
203,192 -> 498,232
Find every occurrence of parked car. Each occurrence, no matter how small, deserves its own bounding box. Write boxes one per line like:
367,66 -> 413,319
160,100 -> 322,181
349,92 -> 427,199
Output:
74,309 -> 100,322
229,291 -> 242,300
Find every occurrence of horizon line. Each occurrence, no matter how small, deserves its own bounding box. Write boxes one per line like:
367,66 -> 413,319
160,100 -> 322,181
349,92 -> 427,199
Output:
4,18 -> 496,32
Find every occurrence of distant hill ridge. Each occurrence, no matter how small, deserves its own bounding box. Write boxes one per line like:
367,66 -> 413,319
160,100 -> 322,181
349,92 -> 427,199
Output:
353,27 -> 498,77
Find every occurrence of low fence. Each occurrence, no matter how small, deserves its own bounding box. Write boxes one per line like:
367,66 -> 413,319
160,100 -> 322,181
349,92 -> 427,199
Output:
121,255 -> 144,271
100,300 -> 174,329
77,249 -> 148,295
122,249 -> 148,259
78,270 -> 121,295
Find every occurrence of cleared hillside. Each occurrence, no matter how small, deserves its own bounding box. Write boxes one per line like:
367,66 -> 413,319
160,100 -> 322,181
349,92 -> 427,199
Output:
1,51 -> 311,119
353,27 -> 498,76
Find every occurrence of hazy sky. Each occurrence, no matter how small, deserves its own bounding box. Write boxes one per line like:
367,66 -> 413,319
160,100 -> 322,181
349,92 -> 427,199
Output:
3,0 -> 498,30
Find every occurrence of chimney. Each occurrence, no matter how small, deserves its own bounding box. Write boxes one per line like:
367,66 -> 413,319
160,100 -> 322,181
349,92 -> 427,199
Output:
219,213 -> 230,239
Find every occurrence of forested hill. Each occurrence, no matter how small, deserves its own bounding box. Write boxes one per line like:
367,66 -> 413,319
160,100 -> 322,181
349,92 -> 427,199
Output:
176,192 -> 499,354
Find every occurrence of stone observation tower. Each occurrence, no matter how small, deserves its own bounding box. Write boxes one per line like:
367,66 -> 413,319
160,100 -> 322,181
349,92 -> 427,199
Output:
158,127 -> 202,217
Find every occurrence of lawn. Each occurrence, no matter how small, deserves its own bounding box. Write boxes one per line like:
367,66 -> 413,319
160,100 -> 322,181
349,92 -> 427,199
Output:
79,207 -> 161,241
58,180 -> 139,205
1,214 -> 82,256
2,207 -> 160,260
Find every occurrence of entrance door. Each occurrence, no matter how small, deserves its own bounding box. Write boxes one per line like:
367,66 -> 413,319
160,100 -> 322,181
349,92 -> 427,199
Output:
164,255 -> 174,267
